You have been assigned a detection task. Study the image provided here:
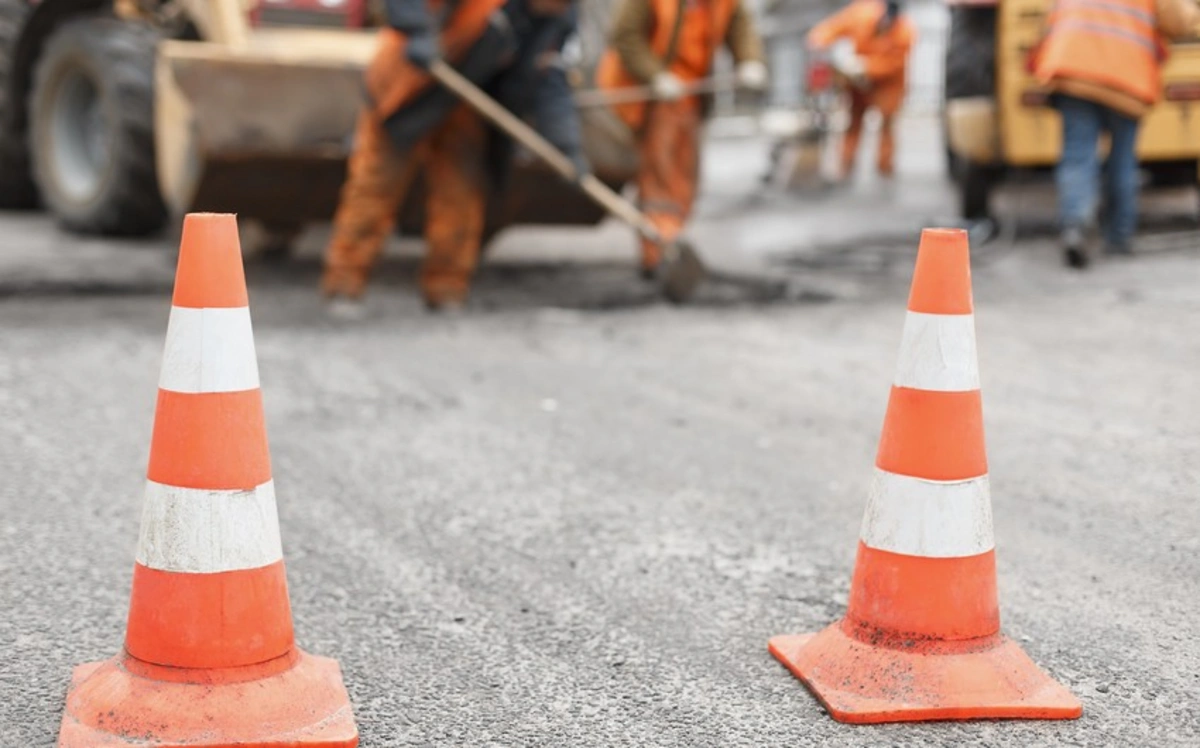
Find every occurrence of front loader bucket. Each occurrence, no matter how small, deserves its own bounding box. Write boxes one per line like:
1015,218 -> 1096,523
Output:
156,30 -> 639,237
155,30 -> 379,229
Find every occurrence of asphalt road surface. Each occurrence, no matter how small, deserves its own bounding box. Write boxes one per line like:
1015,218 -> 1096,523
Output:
2,128 -> 1199,746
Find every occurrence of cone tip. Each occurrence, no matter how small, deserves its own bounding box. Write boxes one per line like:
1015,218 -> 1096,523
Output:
907,227 -> 972,315
173,213 -> 248,309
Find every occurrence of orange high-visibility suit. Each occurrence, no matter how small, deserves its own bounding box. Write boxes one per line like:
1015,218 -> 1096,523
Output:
809,0 -> 916,178
1032,0 -> 1200,118
322,0 -> 504,308
597,0 -> 764,273
1028,0 -> 1200,263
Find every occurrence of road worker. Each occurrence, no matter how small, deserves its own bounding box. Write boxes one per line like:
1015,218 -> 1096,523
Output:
807,0 -> 915,181
321,0 -> 587,312
596,0 -> 768,277
1030,0 -> 1200,268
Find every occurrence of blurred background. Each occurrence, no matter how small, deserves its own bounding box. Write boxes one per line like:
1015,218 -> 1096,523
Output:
3,3 -> 1200,744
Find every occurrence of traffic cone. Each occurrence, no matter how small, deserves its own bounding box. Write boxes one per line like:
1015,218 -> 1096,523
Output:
57,214 -> 359,746
768,228 -> 1083,723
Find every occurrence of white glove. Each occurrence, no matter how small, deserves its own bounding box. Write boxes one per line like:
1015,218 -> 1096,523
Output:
652,71 -> 686,101
848,54 -> 867,79
847,54 -> 871,89
736,60 -> 768,91
829,42 -> 865,77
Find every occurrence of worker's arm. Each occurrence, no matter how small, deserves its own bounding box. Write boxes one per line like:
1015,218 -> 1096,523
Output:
862,23 -> 915,80
807,5 -> 855,48
610,0 -> 665,83
1155,0 -> 1200,40
532,12 -> 588,174
384,0 -> 441,67
383,0 -> 435,36
534,63 -> 588,175
725,0 -> 766,64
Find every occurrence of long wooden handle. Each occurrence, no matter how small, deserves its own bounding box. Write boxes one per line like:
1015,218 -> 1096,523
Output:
572,75 -> 738,109
204,0 -> 251,48
428,59 -> 664,243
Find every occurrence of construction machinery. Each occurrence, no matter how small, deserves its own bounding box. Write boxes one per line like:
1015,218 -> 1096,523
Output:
0,0 -> 638,250
943,0 -> 1200,220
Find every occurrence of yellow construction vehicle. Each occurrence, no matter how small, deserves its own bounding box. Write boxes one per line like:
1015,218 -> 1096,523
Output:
942,0 -> 1200,219
0,0 -> 638,251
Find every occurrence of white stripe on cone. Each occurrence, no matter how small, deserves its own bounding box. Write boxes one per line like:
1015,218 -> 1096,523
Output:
893,311 -> 980,392
136,480 -> 283,574
860,469 -> 995,558
159,306 -> 260,394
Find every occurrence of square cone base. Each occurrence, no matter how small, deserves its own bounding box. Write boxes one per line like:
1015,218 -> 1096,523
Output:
57,648 -> 358,746
768,622 -> 1083,724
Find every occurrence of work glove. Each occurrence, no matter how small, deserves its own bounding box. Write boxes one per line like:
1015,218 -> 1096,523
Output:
736,60 -> 769,91
829,42 -> 869,89
652,71 -> 686,101
405,31 -> 441,70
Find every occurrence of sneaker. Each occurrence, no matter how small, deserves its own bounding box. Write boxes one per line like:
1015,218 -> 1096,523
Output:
1062,225 -> 1090,269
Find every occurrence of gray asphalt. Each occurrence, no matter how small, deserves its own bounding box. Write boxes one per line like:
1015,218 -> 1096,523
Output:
3,127 -> 1200,746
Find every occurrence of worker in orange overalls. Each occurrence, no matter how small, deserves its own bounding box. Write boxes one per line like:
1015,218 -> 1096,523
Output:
321,0 -> 587,311
597,0 -> 767,277
807,0 -> 916,181
1031,0 -> 1200,267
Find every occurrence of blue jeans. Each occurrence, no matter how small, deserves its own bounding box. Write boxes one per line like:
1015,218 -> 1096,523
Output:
1055,94 -> 1141,247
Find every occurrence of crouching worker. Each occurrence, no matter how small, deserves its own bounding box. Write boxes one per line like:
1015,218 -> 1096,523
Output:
807,0 -> 915,181
321,0 -> 587,312
597,0 -> 767,277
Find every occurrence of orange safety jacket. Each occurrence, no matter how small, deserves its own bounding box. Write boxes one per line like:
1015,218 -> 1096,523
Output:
1033,0 -> 1164,115
807,0 -> 916,85
365,0 -> 505,120
596,0 -> 740,131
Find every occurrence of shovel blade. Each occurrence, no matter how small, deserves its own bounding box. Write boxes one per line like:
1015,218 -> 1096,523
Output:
660,240 -> 707,304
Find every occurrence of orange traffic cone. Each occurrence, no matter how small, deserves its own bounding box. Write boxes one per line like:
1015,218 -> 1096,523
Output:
57,214 -> 359,746
768,228 -> 1083,723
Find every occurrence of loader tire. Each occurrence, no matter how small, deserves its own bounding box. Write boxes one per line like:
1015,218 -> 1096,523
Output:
943,6 -> 997,182
0,0 -> 38,209
960,162 -> 997,221
29,16 -> 166,235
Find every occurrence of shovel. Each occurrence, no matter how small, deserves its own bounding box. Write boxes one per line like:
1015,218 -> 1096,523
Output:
428,58 -> 707,303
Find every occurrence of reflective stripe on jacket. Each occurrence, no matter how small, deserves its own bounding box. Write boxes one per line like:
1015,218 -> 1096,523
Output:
1033,0 -> 1162,112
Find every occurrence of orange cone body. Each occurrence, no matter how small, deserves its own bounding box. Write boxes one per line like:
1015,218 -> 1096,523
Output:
768,228 -> 1083,723
57,214 -> 359,746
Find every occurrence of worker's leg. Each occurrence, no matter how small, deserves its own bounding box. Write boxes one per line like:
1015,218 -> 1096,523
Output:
421,105 -> 488,307
636,98 -> 701,273
873,82 -> 904,177
840,90 -> 869,179
1100,105 -> 1141,254
322,110 -> 420,298
877,114 -> 896,177
1054,94 -> 1102,267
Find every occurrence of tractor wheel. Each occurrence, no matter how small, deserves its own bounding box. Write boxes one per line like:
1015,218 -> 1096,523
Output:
0,0 -> 38,209
29,16 -> 166,235
960,162 -> 998,221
